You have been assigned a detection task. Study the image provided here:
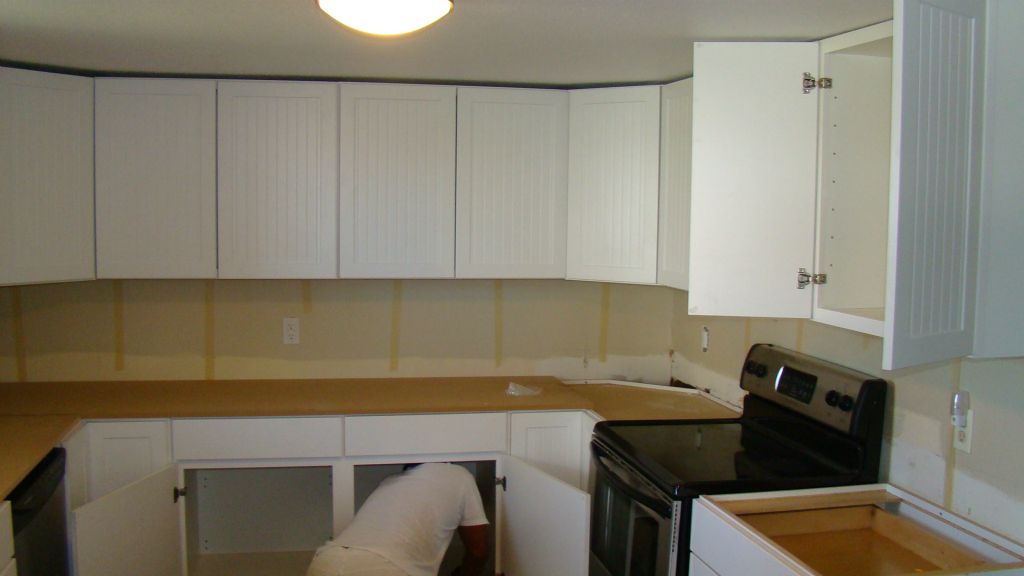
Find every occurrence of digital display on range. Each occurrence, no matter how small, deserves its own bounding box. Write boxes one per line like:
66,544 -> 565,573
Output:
775,366 -> 817,404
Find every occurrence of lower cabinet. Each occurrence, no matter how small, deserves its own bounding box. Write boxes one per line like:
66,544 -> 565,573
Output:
64,413 -> 592,576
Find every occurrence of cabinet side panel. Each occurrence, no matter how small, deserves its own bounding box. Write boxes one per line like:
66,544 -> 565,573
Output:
658,79 -> 694,291
688,43 -> 817,318
885,0 -> 984,369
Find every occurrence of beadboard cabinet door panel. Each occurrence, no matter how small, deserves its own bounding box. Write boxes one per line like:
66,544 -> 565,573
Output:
0,67 -> 94,286
566,86 -> 660,284
339,83 -> 456,278
883,0 -> 985,370
95,79 -> 217,278
456,87 -> 568,278
658,79 -> 694,291
217,81 -> 338,279
689,43 -> 818,318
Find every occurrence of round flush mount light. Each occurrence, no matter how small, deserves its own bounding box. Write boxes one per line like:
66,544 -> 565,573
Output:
318,0 -> 453,36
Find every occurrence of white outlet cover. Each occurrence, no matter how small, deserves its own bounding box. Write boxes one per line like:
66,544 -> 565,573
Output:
953,409 -> 973,454
283,317 -> 300,345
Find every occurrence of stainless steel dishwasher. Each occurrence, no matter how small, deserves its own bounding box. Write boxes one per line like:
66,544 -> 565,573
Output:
7,447 -> 69,576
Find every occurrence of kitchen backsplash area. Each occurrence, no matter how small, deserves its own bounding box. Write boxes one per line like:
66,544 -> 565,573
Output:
2,278 -> 1022,543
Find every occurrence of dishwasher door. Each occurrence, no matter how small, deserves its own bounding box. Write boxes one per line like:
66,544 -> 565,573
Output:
8,447 -> 69,576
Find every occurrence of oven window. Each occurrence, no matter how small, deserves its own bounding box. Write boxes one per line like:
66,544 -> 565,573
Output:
591,465 -> 669,576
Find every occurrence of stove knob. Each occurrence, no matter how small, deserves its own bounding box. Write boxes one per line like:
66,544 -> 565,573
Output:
838,394 -> 855,412
825,390 -> 841,407
743,360 -> 757,374
754,364 -> 768,377
744,361 -> 767,377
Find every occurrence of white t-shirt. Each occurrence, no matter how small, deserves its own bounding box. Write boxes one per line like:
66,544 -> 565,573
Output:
335,463 -> 489,576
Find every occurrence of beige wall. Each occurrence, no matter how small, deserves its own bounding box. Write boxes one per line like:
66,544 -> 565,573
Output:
0,279 -> 673,383
671,290 -> 1024,543
2,279 -> 1022,542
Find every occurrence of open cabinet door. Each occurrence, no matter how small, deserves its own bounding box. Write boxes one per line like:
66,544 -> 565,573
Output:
73,464 -> 182,576
689,42 -> 819,318
498,455 -> 589,576
883,0 -> 985,370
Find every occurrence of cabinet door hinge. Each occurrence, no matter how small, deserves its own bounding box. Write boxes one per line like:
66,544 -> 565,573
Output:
173,486 -> 187,503
495,476 -> 507,492
797,268 -> 828,289
802,73 -> 833,94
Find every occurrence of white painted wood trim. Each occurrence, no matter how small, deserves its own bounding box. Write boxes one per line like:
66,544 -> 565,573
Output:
171,417 -> 343,460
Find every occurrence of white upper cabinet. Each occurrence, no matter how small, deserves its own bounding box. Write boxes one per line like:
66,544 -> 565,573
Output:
95,78 -> 217,278
657,78 -> 694,291
690,0 -> 986,370
456,87 -> 568,278
566,86 -> 660,284
217,80 -> 338,278
690,43 -> 819,317
0,67 -> 94,286
339,83 -> 456,278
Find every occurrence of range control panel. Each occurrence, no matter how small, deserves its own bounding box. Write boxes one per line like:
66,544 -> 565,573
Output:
740,344 -> 887,435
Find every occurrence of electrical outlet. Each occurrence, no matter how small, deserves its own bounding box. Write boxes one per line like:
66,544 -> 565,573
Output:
701,326 -> 710,352
953,409 -> 973,453
283,317 -> 300,345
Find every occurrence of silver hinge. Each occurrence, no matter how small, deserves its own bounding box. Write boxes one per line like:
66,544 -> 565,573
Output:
173,486 -> 187,503
802,73 -> 833,94
495,476 -> 507,492
797,268 -> 828,289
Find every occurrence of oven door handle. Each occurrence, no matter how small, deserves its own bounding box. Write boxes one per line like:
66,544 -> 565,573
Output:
591,442 -> 672,517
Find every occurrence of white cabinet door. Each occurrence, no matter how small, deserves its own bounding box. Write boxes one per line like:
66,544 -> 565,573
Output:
498,455 -> 589,576
0,67 -> 94,286
95,78 -> 217,278
689,43 -> 818,317
658,79 -> 694,291
456,87 -> 568,278
566,86 -> 660,284
86,420 -> 172,501
73,464 -> 181,576
339,83 -> 456,278
509,412 -> 582,488
217,80 -> 338,278
883,0 -> 985,370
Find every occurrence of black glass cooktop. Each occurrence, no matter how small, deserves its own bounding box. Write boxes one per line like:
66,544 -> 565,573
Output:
594,419 -> 861,499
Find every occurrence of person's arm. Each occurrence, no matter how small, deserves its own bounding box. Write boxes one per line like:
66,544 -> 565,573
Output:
455,524 -> 488,576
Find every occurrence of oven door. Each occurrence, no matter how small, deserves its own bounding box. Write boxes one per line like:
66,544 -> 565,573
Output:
590,441 -> 681,576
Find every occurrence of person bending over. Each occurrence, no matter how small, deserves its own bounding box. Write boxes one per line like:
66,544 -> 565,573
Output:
307,462 -> 489,576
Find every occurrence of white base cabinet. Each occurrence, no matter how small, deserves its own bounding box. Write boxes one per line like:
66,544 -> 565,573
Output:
64,412 -> 591,576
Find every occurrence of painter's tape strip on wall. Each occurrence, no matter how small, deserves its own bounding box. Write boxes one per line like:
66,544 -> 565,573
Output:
599,283 -> 610,363
390,280 -> 403,372
204,280 -> 215,380
113,280 -> 125,371
12,287 -> 27,382
494,280 -> 504,368
302,280 -> 313,314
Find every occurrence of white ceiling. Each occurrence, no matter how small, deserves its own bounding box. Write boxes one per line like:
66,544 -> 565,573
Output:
0,0 -> 893,86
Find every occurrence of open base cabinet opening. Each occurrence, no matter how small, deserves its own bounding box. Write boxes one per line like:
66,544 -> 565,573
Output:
184,466 -> 333,576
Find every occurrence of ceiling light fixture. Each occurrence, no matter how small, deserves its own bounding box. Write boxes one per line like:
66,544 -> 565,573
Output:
317,0 -> 453,36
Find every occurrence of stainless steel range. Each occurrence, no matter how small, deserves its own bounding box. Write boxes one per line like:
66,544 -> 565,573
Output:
589,344 -> 887,576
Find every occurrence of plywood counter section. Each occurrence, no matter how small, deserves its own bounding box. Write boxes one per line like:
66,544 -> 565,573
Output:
0,415 -> 79,497
0,377 -> 736,420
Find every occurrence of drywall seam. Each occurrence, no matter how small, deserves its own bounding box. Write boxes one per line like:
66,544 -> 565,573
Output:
795,319 -> 806,352
599,283 -> 610,362
204,280 -> 215,379
390,280 -> 403,371
494,280 -> 504,367
11,287 -> 26,382
302,280 -> 313,314
743,318 -> 752,351
113,280 -> 125,371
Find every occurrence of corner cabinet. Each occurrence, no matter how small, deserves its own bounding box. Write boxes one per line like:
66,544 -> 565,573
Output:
455,87 -> 568,279
567,86 -> 661,284
95,78 -> 217,279
690,0 -> 987,370
339,83 -> 456,278
0,67 -> 94,286
217,80 -> 339,279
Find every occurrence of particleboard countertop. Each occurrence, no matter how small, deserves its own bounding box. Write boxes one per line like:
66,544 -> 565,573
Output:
0,376 -> 737,496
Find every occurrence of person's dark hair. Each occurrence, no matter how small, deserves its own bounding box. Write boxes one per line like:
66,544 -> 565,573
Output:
402,463 -> 422,471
